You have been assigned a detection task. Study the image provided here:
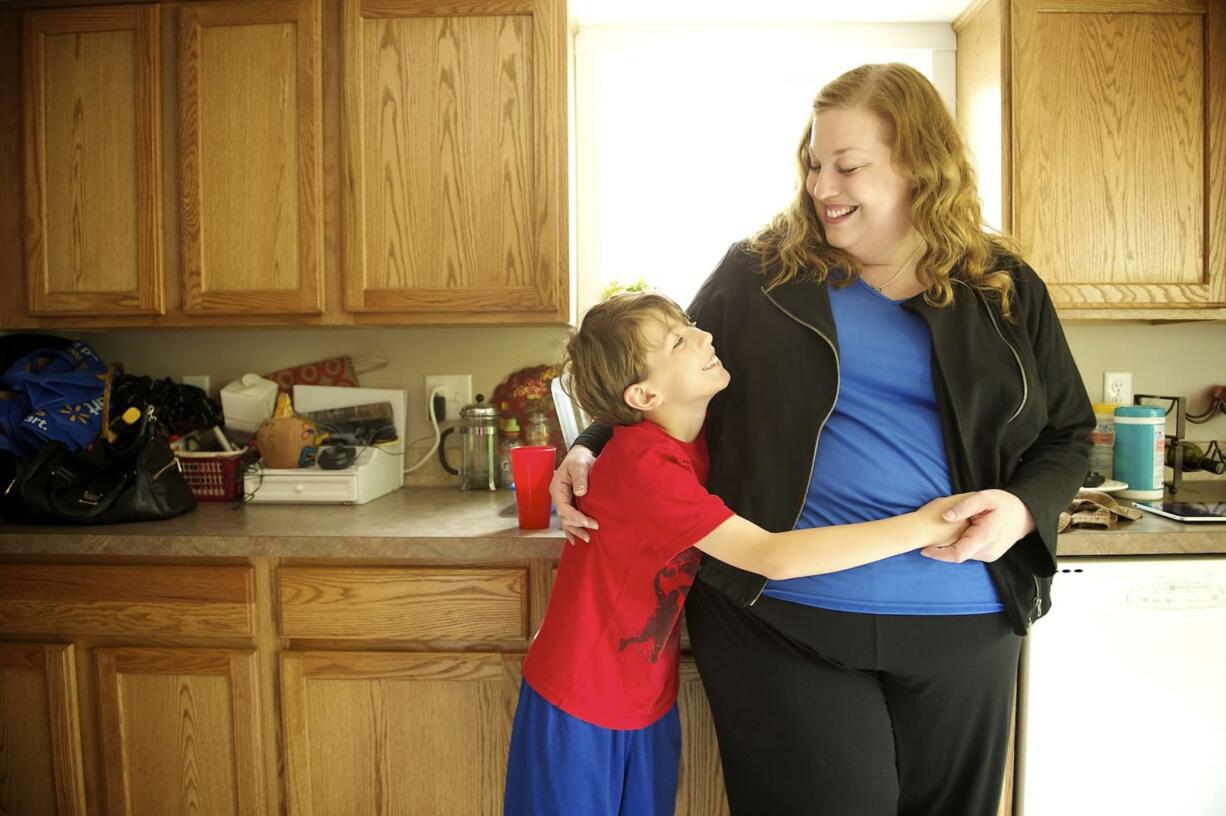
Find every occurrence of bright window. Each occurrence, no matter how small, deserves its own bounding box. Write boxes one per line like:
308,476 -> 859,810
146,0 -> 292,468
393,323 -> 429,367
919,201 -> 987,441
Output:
574,24 -> 956,312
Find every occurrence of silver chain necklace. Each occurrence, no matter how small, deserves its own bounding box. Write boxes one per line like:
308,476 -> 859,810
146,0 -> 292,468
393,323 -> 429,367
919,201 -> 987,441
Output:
868,238 -> 925,293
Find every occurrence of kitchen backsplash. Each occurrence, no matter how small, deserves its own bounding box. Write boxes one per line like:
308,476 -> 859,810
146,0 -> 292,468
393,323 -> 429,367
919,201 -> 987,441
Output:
72,319 -> 1226,470
80,325 -> 573,445
1060,321 -> 1226,452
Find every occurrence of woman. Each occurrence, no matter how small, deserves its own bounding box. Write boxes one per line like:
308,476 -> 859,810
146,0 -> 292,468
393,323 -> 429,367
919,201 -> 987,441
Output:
552,63 -> 1094,814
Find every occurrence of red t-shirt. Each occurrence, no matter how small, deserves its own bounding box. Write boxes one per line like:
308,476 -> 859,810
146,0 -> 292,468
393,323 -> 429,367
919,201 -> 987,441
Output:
521,421 -> 733,729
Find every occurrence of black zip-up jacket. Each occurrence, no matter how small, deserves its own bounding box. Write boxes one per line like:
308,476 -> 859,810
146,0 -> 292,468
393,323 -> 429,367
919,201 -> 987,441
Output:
577,243 -> 1095,635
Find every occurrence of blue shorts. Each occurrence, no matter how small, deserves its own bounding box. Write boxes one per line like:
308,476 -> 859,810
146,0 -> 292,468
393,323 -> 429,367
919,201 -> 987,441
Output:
504,681 -> 681,816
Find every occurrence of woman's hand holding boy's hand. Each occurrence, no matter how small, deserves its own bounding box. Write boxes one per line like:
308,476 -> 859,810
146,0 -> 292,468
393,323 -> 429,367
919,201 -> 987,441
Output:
915,494 -> 972,548
550,445 -> 599,544
920,489 -> 1036,564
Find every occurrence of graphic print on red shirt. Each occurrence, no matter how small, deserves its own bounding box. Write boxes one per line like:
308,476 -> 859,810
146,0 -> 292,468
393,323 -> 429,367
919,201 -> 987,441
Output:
521,421 -> 733,730
617,548 -> 702,664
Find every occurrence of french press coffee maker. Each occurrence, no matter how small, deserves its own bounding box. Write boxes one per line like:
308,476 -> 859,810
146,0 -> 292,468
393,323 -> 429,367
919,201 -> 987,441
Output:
438,395 -> 499,491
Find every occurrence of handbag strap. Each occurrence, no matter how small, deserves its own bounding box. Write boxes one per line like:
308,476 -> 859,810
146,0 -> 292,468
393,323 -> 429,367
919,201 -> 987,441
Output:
45,465 -> 136,521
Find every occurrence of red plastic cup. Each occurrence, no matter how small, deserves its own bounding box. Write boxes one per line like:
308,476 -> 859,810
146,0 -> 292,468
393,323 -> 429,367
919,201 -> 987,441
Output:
510,445 -> 556,530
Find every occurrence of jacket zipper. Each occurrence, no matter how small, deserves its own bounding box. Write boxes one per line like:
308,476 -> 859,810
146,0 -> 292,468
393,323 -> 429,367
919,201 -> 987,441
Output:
759,287 -> 841,606
1027,574 -> 1043,629
982,301 -> 1029,423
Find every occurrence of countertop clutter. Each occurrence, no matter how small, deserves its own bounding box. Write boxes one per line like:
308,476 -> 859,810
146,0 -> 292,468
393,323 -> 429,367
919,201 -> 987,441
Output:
1059,480 -> 1226,556
2,483 -> 1225,560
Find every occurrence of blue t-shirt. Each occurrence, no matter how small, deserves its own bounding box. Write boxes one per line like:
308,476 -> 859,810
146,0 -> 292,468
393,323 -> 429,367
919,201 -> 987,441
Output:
762,278 -> 1003,615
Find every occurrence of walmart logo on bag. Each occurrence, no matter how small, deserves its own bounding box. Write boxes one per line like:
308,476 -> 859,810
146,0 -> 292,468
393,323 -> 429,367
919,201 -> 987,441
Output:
1,341 -> 108,459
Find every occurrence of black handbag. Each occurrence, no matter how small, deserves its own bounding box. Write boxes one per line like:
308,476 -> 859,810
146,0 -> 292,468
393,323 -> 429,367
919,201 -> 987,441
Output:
2,406 -> 197,525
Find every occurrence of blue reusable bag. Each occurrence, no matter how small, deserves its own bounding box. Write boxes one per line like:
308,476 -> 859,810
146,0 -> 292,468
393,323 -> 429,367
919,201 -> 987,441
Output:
0,341 -> 107,459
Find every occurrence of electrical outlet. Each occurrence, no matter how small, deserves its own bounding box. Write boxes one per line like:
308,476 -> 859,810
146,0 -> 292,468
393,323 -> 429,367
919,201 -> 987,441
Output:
424,374 -> 473,421
1103,371 -> 1133,405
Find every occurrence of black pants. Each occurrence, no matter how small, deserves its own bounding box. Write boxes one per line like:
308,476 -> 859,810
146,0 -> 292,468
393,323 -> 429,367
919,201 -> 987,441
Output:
686,580 -> 1022,816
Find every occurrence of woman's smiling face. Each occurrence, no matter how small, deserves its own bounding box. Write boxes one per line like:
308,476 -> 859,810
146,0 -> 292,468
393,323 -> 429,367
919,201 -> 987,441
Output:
805,105 -> 915,266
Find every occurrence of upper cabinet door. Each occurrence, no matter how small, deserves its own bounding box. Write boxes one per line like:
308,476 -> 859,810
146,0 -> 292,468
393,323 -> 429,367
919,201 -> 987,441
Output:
341,0 -> 567,321
178,0 -> 324,315
22,6 -> 163,316
1012,0 -> 1225,309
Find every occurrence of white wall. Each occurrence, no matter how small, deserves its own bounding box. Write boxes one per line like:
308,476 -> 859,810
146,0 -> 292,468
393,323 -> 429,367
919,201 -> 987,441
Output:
76,318 -> 1226,454
1063,321 -> 1226,449
80,326 -> 571,446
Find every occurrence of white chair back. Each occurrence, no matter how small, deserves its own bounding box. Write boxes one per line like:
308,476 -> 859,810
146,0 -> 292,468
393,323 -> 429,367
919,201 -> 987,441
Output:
551,376 -> 591,450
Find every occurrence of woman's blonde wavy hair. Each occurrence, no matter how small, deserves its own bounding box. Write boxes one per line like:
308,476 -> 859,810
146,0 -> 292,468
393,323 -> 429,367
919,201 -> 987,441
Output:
749,63 -> 1020,316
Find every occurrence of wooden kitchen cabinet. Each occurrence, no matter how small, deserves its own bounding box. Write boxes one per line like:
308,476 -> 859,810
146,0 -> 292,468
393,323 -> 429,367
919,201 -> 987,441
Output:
21,5 -> 163,317
277,566 -> 529,812
281,650 -> 521,815
340,0 -> 568,322
178,0 -> 325,315
0,563 -> 267,815
278,565 -> 530,642
275,564 -> 731,814
95,647 -> 267,815
278,651 -> 731,814
0,554 -> 732,813
0,642 -> 87,816
1,0 -> 569,329
676,658 -> 730,815
955,0 -> 1226,317
0,563 -> 258,640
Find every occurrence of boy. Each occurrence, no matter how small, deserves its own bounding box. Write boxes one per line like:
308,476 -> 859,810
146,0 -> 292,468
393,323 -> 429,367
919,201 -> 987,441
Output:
504,292 -> 965,815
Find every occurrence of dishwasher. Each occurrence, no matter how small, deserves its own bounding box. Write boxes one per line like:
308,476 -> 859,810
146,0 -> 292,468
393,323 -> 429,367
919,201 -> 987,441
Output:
1017,556 -> 1226,815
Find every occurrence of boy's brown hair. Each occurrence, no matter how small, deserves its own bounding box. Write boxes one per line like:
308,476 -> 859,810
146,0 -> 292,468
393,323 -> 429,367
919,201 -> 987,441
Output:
561,292 -> 691,426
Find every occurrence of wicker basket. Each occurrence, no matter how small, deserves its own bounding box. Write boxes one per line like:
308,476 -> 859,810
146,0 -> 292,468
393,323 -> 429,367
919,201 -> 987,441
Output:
175,449 -> 246,502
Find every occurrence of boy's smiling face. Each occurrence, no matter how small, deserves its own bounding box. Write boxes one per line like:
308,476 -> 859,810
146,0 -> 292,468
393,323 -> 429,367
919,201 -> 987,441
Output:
628,312 -> 730,417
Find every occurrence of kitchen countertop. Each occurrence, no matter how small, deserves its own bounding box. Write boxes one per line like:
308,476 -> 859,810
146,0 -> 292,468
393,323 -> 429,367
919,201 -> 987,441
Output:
1056,480 -> 1226,557
0,488 -> 565,560
2,484 -> 1225,561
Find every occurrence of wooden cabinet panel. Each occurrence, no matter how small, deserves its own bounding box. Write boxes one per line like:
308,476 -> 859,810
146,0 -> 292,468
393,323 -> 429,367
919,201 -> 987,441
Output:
0,565 -> 256,638
954,0 -> 1008,234
282,650 -> 519,815
6,0 -> 570,328
96,647 -> 267,815
960,0 -> 1226,312
675,658 -> 729,816
278,566 -> 528,641
22,5 -> 163,316
341,0 -> 566,319
0,642 -> 86,816
179,0 -> 324,314
1016,4 -> 1209,302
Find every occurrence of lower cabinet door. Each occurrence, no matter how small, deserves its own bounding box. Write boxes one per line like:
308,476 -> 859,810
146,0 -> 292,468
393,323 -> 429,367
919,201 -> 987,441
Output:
95,647 -> 267,815
0,642 -> 87,815
676,658 -> 730,816
281,650 -> 520,815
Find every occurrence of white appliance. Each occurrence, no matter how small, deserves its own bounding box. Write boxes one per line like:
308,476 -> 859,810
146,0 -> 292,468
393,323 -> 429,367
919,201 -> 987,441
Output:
1018,556 -> 1226,815
244,385 -> 406,505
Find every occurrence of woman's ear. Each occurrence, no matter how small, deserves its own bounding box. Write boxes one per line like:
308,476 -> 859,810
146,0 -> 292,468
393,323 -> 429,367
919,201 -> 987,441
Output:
624,381 -> 661,413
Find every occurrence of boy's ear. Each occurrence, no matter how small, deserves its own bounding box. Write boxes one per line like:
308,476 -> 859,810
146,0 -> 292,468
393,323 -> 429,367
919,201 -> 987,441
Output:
624,381 -> 661,413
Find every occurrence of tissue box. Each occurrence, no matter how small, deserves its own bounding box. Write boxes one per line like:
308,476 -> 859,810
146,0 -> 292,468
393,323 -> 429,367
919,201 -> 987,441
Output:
220,373 -> 278,433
